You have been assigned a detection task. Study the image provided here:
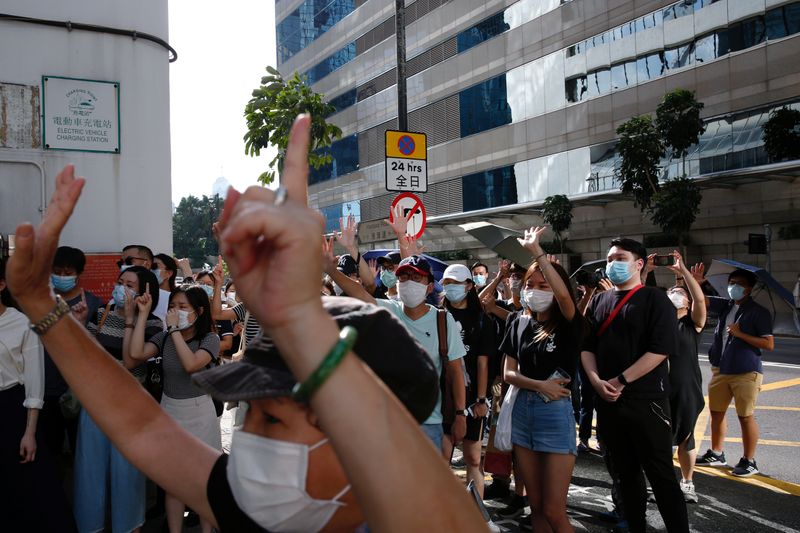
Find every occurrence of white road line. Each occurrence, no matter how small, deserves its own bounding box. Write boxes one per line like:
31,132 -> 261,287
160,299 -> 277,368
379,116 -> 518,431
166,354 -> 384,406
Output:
702,495 -> 800,533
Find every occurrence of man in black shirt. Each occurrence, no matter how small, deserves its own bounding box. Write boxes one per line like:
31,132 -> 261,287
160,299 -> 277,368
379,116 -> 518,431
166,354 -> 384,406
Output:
581,238 -> 688,533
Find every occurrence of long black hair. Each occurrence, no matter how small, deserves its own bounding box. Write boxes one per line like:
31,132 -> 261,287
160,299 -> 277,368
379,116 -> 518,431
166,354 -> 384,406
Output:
0,257 -> 18,309
170,284 -> 215,342
154,253 -> 178,292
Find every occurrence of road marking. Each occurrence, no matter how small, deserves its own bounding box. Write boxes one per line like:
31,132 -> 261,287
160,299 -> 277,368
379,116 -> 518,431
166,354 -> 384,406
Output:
702,494 -> 800,532
733,405 -> 800,412
761,377 -> 800,392
697,436 -> 800,448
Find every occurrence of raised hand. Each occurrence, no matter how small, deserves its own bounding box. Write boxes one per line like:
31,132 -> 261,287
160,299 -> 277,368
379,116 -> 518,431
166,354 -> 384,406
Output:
385,203 -> 409,237
70,289 -> 89,324
136,285 -> 153,315
123,287 -> 137,320
517,226 -> 547,253
644,253 -> 657,275
7,165 -> 85,318
166,308 -> 180,329
690,262 -> 707,284
366,258 -> 380,279
667,250 -> 685,275
212,256 -> 225,287
545,254 -> 560,265
401,234 -> 425,257
497,260 -> 510,280
321,235 -> 337,274
336,214 -> 359,256
215,115 -> 327,331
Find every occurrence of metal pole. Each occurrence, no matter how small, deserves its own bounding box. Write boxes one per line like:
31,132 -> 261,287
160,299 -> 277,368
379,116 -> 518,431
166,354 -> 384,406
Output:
764,224 -> 772,272
395,0 -> 407,131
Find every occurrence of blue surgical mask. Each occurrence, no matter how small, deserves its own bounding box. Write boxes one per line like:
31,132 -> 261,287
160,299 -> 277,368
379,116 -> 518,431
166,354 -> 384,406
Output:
443,284 -> 468,303
727,283 -> 746,301
112,284 -> 128,308
51,274 -> 77,293
472,275 -> 487,287
380,269 -> 398,288
200,284 -> 215,299
606,261 -> 634,285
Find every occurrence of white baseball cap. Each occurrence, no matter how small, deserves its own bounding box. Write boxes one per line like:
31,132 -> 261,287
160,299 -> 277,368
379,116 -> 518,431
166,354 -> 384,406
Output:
442,264 -> 472,283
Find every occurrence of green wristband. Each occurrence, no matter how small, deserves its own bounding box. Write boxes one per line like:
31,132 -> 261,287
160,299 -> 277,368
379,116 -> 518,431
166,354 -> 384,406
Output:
292,326 -> 358,403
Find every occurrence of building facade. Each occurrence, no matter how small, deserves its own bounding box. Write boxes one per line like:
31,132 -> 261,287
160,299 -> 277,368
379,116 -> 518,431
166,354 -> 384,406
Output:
0,0 -> 174,255
275,0 -> 800,291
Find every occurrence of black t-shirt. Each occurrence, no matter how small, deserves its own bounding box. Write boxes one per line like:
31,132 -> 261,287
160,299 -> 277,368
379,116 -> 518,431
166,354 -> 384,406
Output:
448,306 -> 496,393
207,454 -> 268,532
582,286 -> 677,399
500,313 -> 581,381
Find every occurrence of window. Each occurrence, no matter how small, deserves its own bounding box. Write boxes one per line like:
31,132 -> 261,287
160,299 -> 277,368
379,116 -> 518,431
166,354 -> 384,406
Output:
611,61 -> 637,90
766,3 -> 800,40
462,166 -> 518,212
319,202 -> 361,233
587,69 -> 611,98
664,43 -> 694,69
277,0 -> 357,64
459,75 -> 513,137
694,30 -> 729,63
635,11 -> 663,32
565,77 -> 587,103
728,16 -> 766,53
309,134 -> 359,185
457,11 -> 512,53
305,43 -> 357,85
663,1 -> 694,21
326,89 -> 357,115
636,52 -> 665,82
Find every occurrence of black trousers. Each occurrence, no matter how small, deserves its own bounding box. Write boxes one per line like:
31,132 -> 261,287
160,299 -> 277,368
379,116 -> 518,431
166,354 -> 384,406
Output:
0,385 -> 77,532
597,395 -> 689,533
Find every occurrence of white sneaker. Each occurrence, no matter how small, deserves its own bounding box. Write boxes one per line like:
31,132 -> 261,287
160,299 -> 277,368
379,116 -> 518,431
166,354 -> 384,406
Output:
680,480 -> 698,503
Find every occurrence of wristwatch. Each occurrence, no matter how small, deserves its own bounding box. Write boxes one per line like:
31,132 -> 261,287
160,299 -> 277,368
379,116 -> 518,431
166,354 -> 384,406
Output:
617,373 -> 630,386
455,409 -> 468,417
476,397 -> 488,405
167,325 -> 181,334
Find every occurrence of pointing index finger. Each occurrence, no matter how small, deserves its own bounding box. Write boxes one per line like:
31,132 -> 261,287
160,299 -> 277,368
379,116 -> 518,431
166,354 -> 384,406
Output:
281,114 -> 311,207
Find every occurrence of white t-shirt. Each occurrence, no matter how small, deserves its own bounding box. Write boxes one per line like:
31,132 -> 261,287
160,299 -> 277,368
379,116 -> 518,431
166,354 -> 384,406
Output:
722,303 -> 739,347
153,289 -> 170,326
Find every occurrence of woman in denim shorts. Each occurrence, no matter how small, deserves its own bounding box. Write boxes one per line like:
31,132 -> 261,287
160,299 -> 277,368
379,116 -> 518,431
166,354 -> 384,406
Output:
500,227 -> 585,533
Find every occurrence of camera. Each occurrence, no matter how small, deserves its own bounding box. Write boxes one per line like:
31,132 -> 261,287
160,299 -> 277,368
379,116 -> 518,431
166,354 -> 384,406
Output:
653,254 -> 676,267
575,267 -> 607,288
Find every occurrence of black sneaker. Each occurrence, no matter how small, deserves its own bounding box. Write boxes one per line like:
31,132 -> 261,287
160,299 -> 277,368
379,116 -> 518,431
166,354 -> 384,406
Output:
483,481 -> 511,501
732,457 -> 759,477
695,449 -> 727,467
496,494 -> 527,519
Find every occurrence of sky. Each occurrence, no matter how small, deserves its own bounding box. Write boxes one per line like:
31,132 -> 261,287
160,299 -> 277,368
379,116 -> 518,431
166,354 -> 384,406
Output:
168,0 -> 278,204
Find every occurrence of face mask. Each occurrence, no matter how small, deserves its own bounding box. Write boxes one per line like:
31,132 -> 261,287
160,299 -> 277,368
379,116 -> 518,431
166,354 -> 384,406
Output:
227,430 -> 350,532
509,278 -> 522,292
226,292 -> 237,307
51,274 -> 77,293
177,309 -> 196,330
472,275 -> 487,287
727,283 -> 746,301
668,292 -> 688,309
152,269 -> 164,284
332,282 -> 344,296
397,280 -> 428,307
380,269 -> 398,288
443,284 -> 468,303
112,284 -> 129,308
522,289 -> 554,313
200,284 -> 215,299
606,260 -> 635,285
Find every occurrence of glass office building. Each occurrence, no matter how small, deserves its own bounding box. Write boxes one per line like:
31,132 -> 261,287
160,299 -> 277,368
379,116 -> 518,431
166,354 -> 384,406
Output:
275,0 -> 800,283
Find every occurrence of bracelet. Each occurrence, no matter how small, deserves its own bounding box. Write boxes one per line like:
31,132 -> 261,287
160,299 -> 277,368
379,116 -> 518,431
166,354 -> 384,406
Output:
618,373 -> 629,386
292,326 -> 358,403
476,397 -> 487,405
534,252 -> 547,262
30,296 -> 71,336
125,323 -> 135,329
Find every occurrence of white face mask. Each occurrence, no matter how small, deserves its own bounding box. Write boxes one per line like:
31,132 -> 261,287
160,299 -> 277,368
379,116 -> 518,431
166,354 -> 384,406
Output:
227,430 -> 350,532
177,309 -> 195,329
509,278 -> 522,292
522,289 -> 554,313
668,292 -> 688,310
397,280 -> 429,307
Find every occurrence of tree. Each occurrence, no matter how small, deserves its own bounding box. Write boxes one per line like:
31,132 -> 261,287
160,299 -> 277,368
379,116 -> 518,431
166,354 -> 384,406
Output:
244,67 -> 342,185
542,194 -> 573,254
615,115 -> 664,209
648,176 -> 702,255
172,194 -> 224,265
656,89 -> 706,177
762,107 -> 800,162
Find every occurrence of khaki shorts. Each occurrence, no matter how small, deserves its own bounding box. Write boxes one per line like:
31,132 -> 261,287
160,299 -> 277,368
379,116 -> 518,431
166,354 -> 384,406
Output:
708,367 -> 763,417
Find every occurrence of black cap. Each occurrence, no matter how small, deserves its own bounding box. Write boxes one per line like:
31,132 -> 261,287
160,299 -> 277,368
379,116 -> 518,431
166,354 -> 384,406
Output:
396,255 -> 433,282
192,296 -> 438,423
377,251 -> 401,267
337,254 -> 358,276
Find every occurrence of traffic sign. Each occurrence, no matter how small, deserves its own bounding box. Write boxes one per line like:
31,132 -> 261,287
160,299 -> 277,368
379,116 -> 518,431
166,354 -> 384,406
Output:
389,192 -> 427,240
386,130 -> 427,193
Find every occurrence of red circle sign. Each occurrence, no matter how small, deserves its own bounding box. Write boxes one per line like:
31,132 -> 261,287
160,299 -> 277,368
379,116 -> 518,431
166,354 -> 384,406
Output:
389,192 -> 427,240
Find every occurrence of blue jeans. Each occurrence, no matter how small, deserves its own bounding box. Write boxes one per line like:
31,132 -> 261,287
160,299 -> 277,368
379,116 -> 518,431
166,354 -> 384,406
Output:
511,389 -> 577,455
74,409 -> 146,533
421,423 -> 443,451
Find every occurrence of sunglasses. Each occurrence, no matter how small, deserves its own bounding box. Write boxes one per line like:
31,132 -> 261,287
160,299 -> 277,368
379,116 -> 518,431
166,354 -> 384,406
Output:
116,256 -> 147,268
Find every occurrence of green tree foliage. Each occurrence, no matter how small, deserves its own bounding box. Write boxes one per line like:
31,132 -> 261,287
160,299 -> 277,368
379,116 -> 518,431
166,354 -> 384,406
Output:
542,194 -> 573,254
616,115 -> 664,209
648,176 -> 702,252
244,67 -> 342,185
172,194 -> 224,265
762,107 -> 800,162
656,89 -> 706,176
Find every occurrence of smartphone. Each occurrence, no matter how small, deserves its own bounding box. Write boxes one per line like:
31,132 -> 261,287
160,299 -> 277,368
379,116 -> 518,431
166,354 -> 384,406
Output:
654,254 -> 676,267
536,368 -> 571,403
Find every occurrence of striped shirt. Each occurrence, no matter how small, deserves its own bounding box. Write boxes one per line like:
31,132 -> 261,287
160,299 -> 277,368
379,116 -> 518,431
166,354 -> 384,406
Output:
88,307 -> 164,380
231,303 -> 261,348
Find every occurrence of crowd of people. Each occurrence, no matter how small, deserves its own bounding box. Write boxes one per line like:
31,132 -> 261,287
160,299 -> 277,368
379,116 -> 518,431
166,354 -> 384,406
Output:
0,115 -> 777,533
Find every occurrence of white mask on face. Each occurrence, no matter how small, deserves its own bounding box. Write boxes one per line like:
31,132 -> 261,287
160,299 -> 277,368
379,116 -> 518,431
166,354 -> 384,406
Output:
177,309 -> 195,330
397,280 -> 429,307
522,289 -> 554,313
668,292 -> 688,310
227,430 -> 350,532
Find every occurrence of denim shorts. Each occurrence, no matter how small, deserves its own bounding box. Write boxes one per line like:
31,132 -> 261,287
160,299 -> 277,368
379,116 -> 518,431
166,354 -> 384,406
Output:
511,389 -> 577,455
421,423 -> 443,451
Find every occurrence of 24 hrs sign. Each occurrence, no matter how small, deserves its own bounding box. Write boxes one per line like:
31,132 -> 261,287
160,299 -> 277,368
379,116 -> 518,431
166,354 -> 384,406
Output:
385,130 -> 427,193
